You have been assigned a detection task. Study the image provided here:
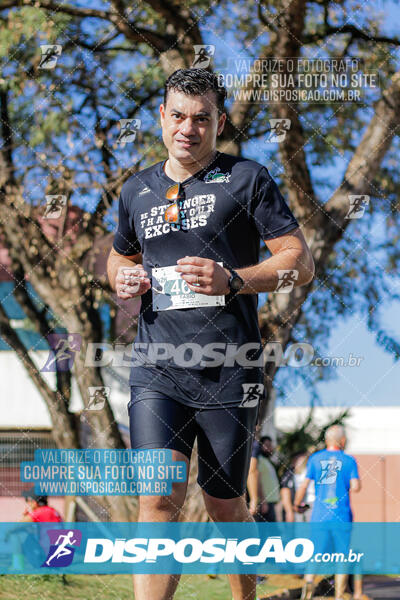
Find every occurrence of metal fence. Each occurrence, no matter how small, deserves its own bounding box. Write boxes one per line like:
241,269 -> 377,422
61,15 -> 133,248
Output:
0,430 -> 55,497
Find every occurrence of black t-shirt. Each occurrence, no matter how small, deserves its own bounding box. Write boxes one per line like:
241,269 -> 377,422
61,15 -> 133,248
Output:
113,151 -> 299,408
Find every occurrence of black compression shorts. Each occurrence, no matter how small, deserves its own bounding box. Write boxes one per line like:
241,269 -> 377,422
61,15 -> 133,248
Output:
128,387 -> 259,499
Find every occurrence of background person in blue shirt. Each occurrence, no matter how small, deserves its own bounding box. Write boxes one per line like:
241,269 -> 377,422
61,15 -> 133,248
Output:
294,425 -> 362,600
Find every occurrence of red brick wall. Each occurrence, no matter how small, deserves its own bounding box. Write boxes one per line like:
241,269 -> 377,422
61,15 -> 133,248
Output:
0,496 -> 65,522
351,455 -> 400,522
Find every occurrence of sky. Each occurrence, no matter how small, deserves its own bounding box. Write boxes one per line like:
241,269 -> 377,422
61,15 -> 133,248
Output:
275,303 -> 400,407
200,0 -> 400,408
278,1 -> 400,407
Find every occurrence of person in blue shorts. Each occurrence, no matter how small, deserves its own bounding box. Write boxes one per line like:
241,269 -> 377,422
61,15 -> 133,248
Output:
294,425 -> 362,600
108,68 -> 315,600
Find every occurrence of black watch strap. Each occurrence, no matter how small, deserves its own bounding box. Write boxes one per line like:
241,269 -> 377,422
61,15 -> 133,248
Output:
228,268 -> 244,293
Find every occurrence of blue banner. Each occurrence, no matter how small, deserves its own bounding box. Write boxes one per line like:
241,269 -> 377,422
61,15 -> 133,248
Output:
1,522 -> 399,575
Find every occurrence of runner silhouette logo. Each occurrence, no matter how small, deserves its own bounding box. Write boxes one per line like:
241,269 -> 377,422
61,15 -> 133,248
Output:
240,383 -> 264,407
42,529 -> 82,568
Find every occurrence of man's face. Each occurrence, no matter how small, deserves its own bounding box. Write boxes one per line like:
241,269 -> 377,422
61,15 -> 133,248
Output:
261,439 -> 274,457
26,498 -> 37,511
159,89 -> 226,165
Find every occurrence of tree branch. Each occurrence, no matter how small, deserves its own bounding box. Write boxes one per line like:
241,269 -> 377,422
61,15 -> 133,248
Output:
1,0 -> 113,18
0,87 -> 16,186
303,24 -> 400,46
12,261 -> 73,413
1,0 -> 177,53
268,0 -> 318,224
323,70 -> 400,244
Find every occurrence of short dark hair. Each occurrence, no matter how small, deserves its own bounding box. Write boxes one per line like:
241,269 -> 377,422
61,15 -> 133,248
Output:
260,435 -> 273,444
163,69 -> 227,114
23,489 -> 48,505
36,496 -> 48,506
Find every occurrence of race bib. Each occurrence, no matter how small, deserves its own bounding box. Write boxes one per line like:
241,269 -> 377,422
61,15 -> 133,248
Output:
152,264 -> 226,311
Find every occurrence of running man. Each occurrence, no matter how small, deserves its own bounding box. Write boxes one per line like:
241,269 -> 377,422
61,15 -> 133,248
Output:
294,425 -> 362,600
107,68 -> 315,600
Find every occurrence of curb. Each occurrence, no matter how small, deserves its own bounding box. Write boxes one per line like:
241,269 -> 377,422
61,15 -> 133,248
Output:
260,586 -> 303,600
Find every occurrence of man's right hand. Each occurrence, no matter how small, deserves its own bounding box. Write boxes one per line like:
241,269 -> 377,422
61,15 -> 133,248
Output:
115,265 -> 151,300
249,499 -> 258,516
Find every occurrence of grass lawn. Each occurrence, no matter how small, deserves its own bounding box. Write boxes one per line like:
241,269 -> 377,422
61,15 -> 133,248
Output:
0,573 -> 304,599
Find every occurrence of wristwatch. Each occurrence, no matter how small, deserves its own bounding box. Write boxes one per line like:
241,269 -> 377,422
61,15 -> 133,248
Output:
227,269 -> 244,294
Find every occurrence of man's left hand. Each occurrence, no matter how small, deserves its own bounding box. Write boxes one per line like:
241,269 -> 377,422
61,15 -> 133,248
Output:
175,257 -> 230,295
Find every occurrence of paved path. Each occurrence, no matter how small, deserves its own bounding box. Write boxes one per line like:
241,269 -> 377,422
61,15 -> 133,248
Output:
312,575 -> 400,600
262,575 -> 400,600
261,575 -> 400,600
362,575 -> 400,599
